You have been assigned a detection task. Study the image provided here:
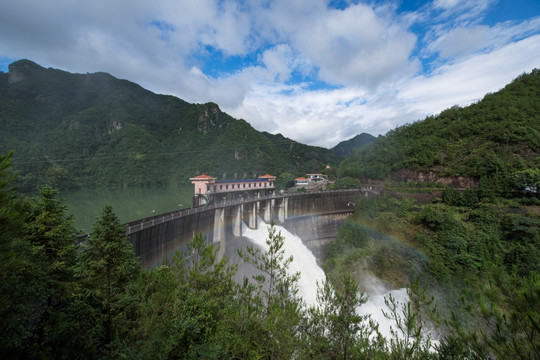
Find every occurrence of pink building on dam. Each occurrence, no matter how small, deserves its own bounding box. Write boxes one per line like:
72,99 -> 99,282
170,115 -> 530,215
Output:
190,173 -> 276,206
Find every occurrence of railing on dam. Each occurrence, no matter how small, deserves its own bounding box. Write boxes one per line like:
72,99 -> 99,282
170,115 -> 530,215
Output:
123,189 -> 371,235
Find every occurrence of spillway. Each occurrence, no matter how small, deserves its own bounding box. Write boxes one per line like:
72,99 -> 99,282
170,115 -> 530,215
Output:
238,218 -> 410,340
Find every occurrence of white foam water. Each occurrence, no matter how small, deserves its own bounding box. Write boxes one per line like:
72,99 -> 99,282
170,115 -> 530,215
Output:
241,220 -> 327,307
356,274 -> 410,339
241,219 -> 411,340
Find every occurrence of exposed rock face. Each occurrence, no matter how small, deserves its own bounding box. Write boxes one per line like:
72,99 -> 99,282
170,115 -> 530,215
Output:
7,69 -> 24,83
388,169 -> 478,188
108,120 -> 123,134
197,103 -> 221,134
234,148 -> 244,160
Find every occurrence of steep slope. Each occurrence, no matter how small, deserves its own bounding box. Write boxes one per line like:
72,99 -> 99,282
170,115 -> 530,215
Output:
0,60 -> 341,192
338,69 -> 540,190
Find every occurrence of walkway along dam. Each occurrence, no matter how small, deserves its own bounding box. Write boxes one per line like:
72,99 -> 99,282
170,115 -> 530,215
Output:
125,189 -> 379,268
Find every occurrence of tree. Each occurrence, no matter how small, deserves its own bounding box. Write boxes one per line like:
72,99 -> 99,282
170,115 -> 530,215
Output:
26,185 -> 78,302
127,233 -> 237,359
382,280 -> 438,359
76,205 -> 140,350
440,270 -> 540,359
276,172 -> 297,190
237,224 -> 304,359
331,176 -> 361,190
0,151 -> 19,258
510,168 -> 539,194
302,276 -> 373,360
0,153 -> 51,356
15,185 -> 87,357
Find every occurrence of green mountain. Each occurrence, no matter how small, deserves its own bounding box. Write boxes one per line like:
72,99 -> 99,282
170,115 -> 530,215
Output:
331,133 -> 376,157
0,60 -> 342,193
338,69 -> 540,191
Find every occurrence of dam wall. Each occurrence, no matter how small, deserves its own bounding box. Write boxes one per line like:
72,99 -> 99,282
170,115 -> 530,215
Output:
284,213 -> 350,261
127,190 -> 371,267
129,208 -> 217,267
278,191 -> 362,260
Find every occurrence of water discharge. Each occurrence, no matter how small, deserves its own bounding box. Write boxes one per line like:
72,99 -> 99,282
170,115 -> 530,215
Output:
241,219 -> 410,339
241,219 -> 326,307
356,275 -> 410,339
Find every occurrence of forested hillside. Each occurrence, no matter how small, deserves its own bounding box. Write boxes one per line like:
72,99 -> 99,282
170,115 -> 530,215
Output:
0,60 -> 341,193
339,69 -> 540,193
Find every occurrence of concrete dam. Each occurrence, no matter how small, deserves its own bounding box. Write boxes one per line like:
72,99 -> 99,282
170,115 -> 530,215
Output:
126,190 -> 372,268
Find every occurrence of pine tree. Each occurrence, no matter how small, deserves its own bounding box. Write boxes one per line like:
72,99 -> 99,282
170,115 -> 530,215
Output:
301,276 -> 374,360
237,223 -> 303,359
0,153 -> 50,356
27,185 -> 78,302
76,205 -> 140,350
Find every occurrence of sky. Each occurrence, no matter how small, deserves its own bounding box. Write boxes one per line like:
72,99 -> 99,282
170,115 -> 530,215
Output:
1,0 -> 539,148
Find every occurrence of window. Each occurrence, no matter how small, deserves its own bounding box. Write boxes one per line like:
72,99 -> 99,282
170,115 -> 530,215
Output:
213,186 -> 217,192
249,183 -> 251,188
226,185 -> 229,190
231,184 -> 235,189
207,185 -> 210,191
243,184 -> 246,188
220,185 -> 223,190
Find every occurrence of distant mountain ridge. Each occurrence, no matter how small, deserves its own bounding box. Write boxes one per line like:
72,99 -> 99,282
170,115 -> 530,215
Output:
331,133 -> 376,157
0,60 -> 342,192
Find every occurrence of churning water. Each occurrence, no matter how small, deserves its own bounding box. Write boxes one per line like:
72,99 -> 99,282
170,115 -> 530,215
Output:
241,219 -> 410,339
241,220 -> 326,307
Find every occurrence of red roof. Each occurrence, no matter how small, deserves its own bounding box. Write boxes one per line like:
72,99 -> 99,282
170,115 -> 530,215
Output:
295,177 -> 308,181
190,174 -> 215,180
259,173 -> 276,178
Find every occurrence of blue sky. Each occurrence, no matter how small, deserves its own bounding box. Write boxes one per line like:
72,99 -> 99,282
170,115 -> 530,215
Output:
0,0 -> 539,148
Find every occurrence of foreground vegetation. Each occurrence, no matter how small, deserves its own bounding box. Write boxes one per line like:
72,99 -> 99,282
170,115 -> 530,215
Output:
2,151 -> 539,359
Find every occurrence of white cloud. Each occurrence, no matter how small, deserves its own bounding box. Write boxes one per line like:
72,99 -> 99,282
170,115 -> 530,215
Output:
261,44 -> 295,81
432,25 -> 490,58
427,15 -> 540,61
226,34 -> 540,147
400,34 -> 540,116
433,0 -> 494,21
288,3 -> 418,88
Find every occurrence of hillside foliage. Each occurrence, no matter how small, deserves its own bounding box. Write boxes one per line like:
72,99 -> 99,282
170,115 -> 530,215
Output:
338,69 -> 540,192
0,60 -> 342,193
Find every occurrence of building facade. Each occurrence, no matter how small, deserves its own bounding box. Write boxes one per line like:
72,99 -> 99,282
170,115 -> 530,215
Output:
294,177 -> 309,186
190,173 -> 276,194
295,173 -> 327,186
190,173 -> 276,207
